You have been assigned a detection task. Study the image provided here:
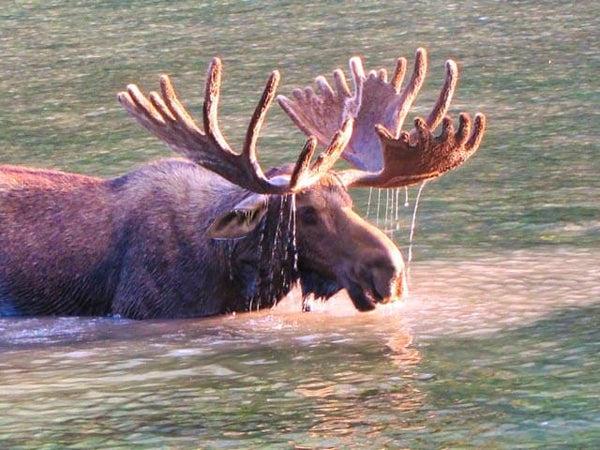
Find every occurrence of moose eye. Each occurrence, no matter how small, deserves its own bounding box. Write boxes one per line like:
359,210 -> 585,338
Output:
299,206 -> 319,225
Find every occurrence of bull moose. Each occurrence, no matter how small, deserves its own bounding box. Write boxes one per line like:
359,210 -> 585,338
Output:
0,49 -> 486,319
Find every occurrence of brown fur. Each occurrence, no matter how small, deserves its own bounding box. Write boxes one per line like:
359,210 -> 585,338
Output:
0,159 -> 405,319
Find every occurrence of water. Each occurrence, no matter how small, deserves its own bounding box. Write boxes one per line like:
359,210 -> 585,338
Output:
1,249 -> 598,447
1,0 -> 599,447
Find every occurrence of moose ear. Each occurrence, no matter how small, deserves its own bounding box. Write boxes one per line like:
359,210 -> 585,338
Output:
208,194 -> 269,239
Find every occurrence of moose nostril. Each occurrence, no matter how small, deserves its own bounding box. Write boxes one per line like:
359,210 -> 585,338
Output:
393,271 -> 407,300
369,257 -> 394,271
369,256 -> 404,280
369,261 -> 406,303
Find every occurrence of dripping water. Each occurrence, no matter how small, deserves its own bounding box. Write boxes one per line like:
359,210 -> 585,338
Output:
391,188 -> 400,236
385,189 -> 390,231
264,195 -> 286,311
407,181 -> 427,269
290,194 -> 298,274
280,194 -> 298,294
250,196 -> 269,313
226,241 -> 235,281
281,195 -> 291,266
247,193 -> 299,313
376,188 -> 382,225
366,187 -> 373,218
256,197 -> 269,260
374,183 -> 425,282
270,195 -> 285,262
395,187 -> 400,221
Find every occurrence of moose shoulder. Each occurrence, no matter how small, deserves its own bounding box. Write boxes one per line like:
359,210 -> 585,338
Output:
0,50 -> 486,319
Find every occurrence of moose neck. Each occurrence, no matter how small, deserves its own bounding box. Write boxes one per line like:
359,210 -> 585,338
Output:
225,194 -> 299,313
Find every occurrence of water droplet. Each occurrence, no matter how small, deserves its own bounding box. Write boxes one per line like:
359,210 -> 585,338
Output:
290,194 -> 298,274
376,189 -> 382,225
408,181 -> 427,267
395,187 -> 400,221
385,188 -> 390,231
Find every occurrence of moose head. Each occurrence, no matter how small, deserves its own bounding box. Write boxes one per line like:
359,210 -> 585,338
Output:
117,49 -> 486,314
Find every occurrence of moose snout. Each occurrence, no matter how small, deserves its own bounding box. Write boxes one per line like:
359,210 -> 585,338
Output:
335,208 -> 408,311
366,255 -> 407,303
358,250 -> 406,303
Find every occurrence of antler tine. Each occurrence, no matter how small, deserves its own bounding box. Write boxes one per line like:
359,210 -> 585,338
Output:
120,57 -> 354,196
243,70 -> 281,179
349,57 -> 366,108
333,68 -> 352,97
201,58 -> 235,154
119,85 -> 180,150
149,91 -> 176,122
315,75 -> 335,100
466,113 -> 486,151
290,136 -> 317,189
423,59 -> 458,132
123,84 -> 165,125
118,88 -> 160,131
455,112 -> 472,146
392,47 -> 428,136
291,118 -> 354,191
341,111 -> 487,189
119,74 -> 237,172
119,58 -> 274,193
438,116 -> 455,142
277,48 -> 487,187
158,76 -> 203,139
276,48 -> 430,172
390,57 -> 408,93
311,118 -> 354,175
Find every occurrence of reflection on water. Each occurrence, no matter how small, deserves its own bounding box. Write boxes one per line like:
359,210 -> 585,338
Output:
1,249 -> 599,447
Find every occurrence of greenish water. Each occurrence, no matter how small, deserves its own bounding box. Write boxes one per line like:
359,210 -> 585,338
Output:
1,0 -> 599,447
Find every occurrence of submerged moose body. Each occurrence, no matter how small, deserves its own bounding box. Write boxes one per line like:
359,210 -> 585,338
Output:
0,49 -> 486,319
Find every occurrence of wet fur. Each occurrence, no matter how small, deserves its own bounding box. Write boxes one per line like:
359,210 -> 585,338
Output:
0,159 -> 342,319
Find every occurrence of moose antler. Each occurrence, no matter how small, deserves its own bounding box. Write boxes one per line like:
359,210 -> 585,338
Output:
342,113 -> 486,188
277,48 -> 486,188
118,57 -> 353,194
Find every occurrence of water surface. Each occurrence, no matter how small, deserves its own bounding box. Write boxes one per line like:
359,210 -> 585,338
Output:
1,0 -> 599,447
1,249 -> 598,447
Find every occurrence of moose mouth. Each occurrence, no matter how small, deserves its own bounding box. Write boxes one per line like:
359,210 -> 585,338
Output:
343,272 -> 406,312
343,278 -> 394,312
299,269 -> 405,312
344,279 -> 379,311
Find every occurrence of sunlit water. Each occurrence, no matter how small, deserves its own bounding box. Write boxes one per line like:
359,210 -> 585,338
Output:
2,249 -> 598,447
1,0 -> 599,448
